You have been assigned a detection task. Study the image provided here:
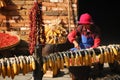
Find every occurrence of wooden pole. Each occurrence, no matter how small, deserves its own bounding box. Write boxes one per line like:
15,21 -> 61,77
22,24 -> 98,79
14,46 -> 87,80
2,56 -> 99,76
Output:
33,44 -> 43,80
68,0 -> 71,33
33,1 -> 43,80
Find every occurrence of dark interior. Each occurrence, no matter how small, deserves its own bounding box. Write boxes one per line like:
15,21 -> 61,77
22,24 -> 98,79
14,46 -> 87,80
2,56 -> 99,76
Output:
77,0 -> 120,45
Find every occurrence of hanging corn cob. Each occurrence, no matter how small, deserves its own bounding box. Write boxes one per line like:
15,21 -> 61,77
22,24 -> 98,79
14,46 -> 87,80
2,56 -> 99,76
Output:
53,54 -> 58,76
86,49 -> 92,66
1,58 -> 6,79
78,50 -> 83,66
42,57 -> 48,74
56,53 -> 61,69
84,50 -> 89,66
0,0 -> 6,8
14,56 -> 20,75
106,47 -> 111,63
63,51 -> 70,67
98,47 -> 104,64
108,46 -> 115,63
28,56 -> 33,72
6,58 -> 11,78
58,52 -> 64,69
74,51 -> 80,66
70,51 -> 75,66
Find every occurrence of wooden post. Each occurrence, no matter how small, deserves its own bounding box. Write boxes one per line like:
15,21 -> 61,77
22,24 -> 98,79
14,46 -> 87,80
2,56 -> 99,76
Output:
68,0 -> 71,33
32,1 -> 44,80
33,44 -> 43,80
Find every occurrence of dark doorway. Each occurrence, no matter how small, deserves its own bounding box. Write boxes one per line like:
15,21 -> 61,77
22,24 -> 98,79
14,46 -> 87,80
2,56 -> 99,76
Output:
77,0 -> 120,45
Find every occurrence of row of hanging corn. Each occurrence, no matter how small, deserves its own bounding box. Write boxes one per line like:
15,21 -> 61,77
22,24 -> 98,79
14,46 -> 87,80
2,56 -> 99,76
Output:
42,44 -> 120,75
0,55 -> 35,79
0,44 -> 120,79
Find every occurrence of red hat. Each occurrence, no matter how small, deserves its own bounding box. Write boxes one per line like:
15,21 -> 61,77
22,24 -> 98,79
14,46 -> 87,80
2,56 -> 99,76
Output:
78,13 -> 93,24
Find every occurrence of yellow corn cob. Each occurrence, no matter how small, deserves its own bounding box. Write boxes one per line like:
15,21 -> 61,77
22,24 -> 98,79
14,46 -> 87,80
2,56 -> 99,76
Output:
109,46 -> 115,63
15,56 -> 20,75
78,51 -> 83,66
92,49 -> 96,63
28,56 -> 33,72
52,55 -> 55,70
74,51 -> 79,66
112,46 -> 118,55
57,56 -> 61,69
53,56 -> 58,76
84,50 -> 89,66
49,54 -> 55,70
48,39 -> 54,44
42,57 -> 47,74
19,56 -> 23,70
6,58 -> 11,78
22,56 -> 27,75
75,51 -> 80,66
87,49 -> 92,66
0,0 -> 6,8
103,49 -> 108,63
48,55 -> 53,69
99,47 -> 104,64
46,30 -> 52,37
11,66 -> 15,79
70,52 -> 75,66
12,58 -> 17,75
53,31 -> 57,36
59,53 -> 64,69
45,24 -> 50,34
54,29 -> 61,34
28,56 -> 31,72
66,52 -> 70,67
30,56 -> 36,71
25,56 -> 30,73
46,56 -> 49,70
1,59 -> 6,78
63,52 -> 69,67
82,57 -> 86,66
54,61 -> 58,76
106,48 -> 111,63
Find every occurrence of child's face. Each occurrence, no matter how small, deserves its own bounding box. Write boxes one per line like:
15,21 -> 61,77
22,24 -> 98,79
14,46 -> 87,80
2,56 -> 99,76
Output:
82,25 -> 92,35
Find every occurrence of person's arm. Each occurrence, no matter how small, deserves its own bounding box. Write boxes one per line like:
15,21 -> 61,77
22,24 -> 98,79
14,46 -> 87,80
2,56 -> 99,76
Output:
67,30 -> 77,43
67,30 -> 80,49
91,37 -> 101,48
73,40 -> 80,49
91,25 -> 101,48
67,25 -> 82,43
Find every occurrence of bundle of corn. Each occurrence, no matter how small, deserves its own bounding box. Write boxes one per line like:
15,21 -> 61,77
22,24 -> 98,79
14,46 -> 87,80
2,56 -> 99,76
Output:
0,0 -> 6,8
0,55 -> 36,79
42,44 -> 120,70
108,44 -> 120,61
44,19 -> 68,44
42,53 -> 63,77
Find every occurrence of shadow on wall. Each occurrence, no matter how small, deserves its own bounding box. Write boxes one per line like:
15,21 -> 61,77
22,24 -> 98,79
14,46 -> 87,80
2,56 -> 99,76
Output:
0,0 -> 23,31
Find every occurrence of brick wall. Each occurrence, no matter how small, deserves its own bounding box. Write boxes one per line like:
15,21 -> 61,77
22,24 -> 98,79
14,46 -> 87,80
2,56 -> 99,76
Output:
0,0 -> 78,42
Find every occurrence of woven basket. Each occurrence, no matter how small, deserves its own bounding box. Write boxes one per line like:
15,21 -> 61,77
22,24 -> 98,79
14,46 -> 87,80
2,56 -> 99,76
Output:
0,32 -> 20,51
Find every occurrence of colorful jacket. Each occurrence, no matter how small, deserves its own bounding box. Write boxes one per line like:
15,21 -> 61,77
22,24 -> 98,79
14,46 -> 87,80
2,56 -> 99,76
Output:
67,25 -> 101,48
